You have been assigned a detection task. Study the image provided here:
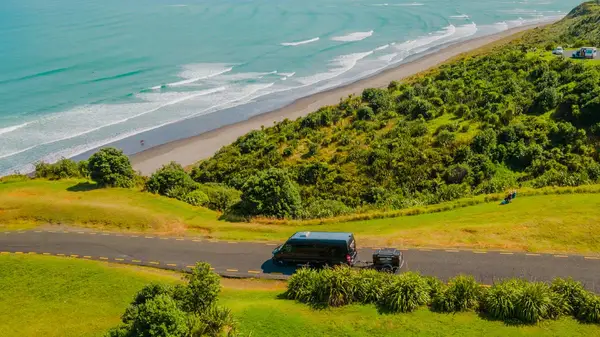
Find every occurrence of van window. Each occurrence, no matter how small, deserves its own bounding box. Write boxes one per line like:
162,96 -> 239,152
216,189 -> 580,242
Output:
348,238 -> 356,253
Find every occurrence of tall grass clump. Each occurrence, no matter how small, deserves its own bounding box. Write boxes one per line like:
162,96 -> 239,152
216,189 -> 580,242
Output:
284,267 -> 320,304
515,282 -> 554,323
432,275 -> 483,312
378,272 -> 430,313
577,293 -> 600,324
312,266 -> 358,307
355,269 -> 393,304
483,279 -> 526,321
550,278 -> 587,316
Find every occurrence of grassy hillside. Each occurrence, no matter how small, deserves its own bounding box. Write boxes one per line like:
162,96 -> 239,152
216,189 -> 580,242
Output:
1,255 -> 598,337
3,176 -> 600,254
191,2 -> 600,218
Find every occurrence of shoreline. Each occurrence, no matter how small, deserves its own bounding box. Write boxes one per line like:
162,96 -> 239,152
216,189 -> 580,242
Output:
131,22 -> 551,175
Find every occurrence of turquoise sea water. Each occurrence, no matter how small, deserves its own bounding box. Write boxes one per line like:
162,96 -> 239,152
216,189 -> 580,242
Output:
0,0 -> 580,175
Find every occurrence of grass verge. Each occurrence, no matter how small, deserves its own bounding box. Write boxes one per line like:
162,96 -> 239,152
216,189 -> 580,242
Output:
2,178 -> 600,253
0,255 -> 599,337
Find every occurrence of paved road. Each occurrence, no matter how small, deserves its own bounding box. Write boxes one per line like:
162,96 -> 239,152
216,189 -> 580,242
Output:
1,230 -> 599,291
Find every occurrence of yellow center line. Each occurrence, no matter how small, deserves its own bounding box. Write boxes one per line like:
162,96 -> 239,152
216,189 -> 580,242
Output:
266,243 -> 278,246
62,231 -> 69,233
445,249 -> 459,253
167,263 -> 177,267
114,258 -> 125,261
15,251 -> 23,254
42,253 -> 51,255
186,265 -> 196,268
248,270 -> 261,274
145,236 -> 154,239
132,259 -> 141,263
83,256 -> 92,259
115,234 -> 123,237
89,232 -> 97,235
176,238 -> 184,241
500,252 -> 514,255
70,254 -> 79,258
160,238 -> 169,240
209,267 -> 215,270
101,233 -> 110,236
473,251 -> 487,254
553,255 -> 568,258
584,256 -> 600,260
34,231 -> 42,233
56,253 -> 65,256
99,257 -> 109,260
28,252 -> 37,255
227,241 -> 237,244
0,252 -> 8,254
149,261 -> 160,265
192,240 -> 201,242
77,232 -> 85,234
526,253 -> 541,256
226,269 -> 238,272
131,235 -> 139,238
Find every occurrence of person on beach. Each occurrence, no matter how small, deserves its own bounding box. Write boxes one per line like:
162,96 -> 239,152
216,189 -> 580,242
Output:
140,140 -> 145,146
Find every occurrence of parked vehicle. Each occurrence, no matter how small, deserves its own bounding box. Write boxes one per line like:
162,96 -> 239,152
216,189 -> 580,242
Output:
552,46 -> 564,55
572,47 -> 597,59
272,231 -> 357,266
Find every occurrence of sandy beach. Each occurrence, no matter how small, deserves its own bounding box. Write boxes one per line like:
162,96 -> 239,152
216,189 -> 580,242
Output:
131,22 -> 550,175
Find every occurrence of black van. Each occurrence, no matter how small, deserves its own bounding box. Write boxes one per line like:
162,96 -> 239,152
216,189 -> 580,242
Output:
272,231 -> 358,266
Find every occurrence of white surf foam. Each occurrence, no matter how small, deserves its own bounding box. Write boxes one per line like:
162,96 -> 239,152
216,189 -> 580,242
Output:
281,37 -> 320,46
450,14 -> 470,19
331,30 -> 374,42
392,3 -> 424,6
375,44 -> 390,51
0,122 -> 30,136
297,51 -> 374,86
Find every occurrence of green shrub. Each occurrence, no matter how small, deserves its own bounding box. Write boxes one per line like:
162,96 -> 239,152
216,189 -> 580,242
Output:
515,282 -> 553,323
239,168 -> 302,218
432,275 -> 482,312
577,293 -> 600,324
34,158 -> 82,180
378,272 -> 430,313
146,162 -> 197,196
312,266 -> 357,307
302,199 -> 352,219
182,190 -> 210,207
88,147 -> 135,188
285,268 -> 320,303
550,278 -> 587,315
355,269 -> 392,304
197,183 -> 242,212
483,279 -> 525,321
423,276 -> 445,301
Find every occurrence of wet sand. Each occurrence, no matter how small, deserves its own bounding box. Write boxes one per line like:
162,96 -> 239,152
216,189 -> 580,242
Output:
131,23 -> 550,175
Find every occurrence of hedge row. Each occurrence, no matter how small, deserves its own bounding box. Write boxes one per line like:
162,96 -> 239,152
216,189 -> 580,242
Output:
284,267 -> 600,325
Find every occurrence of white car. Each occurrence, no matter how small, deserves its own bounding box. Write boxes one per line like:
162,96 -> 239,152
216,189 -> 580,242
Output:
552,47 -> 564,55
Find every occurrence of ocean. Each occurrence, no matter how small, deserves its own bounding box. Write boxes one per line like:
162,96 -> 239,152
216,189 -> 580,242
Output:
0,0 -> 580,175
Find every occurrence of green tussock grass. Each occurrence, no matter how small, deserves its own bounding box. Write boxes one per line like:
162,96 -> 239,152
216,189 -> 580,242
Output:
1,255 -> 599,337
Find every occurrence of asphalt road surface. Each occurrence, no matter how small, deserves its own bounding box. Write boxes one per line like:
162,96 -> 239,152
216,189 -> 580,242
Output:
1,230 -> 599,291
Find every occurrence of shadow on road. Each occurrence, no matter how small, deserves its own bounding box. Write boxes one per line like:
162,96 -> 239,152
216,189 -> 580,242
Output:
260,259 -> 299,276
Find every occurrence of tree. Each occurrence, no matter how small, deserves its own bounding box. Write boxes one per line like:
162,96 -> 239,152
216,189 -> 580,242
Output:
239,168 -> 302,218
176,262 -> 221,314
87,148 -> 135,188
146,162 -> 197,196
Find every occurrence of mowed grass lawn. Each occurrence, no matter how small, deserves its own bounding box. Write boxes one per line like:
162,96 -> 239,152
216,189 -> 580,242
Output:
1,255 -> 599,337
2,177 -> 600,253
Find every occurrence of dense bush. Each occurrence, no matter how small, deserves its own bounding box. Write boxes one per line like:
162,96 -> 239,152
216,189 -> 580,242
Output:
183,190 -> 210,207
34,158 -> 86,180
283,267 -> 599,326
238,168 -> 302,219
302,199 -> 352,219
106,263 -> 237,337
196,183 -> 242,212
88,147 -> 135,188
378,272 -> 430,313
146,162 -> 198,196
432,275 -> 483,312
